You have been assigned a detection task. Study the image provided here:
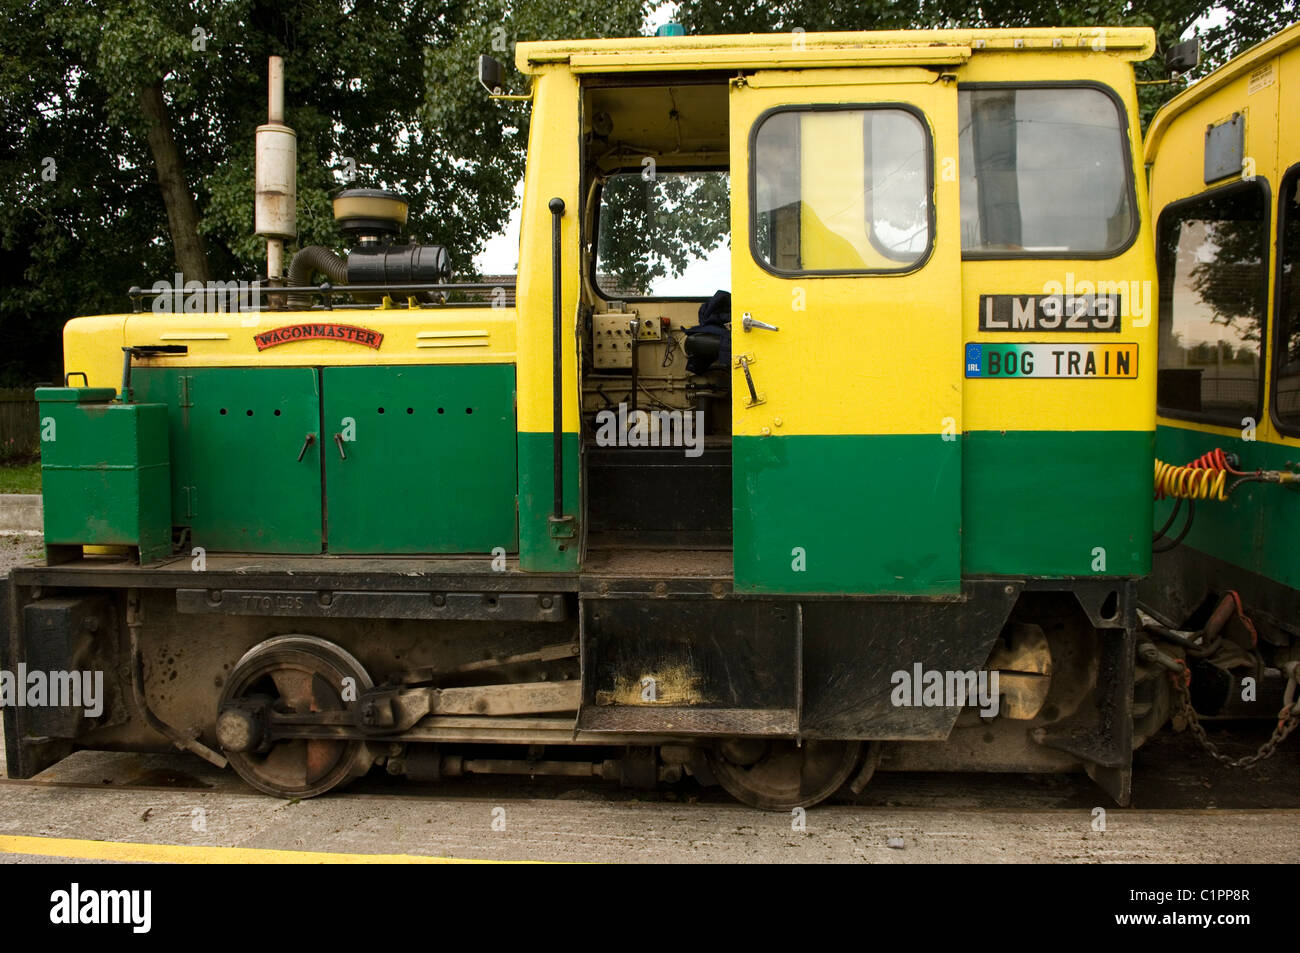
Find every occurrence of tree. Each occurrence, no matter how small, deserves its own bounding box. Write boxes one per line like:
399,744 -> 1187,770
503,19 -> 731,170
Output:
0,0 -> 646,384
0,0 -> 175,384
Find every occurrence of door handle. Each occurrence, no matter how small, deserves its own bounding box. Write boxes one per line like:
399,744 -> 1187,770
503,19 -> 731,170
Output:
296,433 -> 316,462
333,433 -> 347,460
741,312 -> 779,333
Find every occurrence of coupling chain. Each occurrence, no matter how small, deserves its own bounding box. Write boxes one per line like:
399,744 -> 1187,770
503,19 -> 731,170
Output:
1169,660 -> 1300,768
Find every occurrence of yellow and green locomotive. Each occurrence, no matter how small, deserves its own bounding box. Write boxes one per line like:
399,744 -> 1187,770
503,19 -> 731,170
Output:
2,26 -> 1211,809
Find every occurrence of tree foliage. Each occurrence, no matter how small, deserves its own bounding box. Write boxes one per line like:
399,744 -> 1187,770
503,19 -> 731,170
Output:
595,170 -> 731,294
0,0 -> 645,383
677,0 -> 1300,119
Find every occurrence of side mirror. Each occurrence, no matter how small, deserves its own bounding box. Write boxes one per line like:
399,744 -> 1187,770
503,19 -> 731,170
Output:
477,55 -> 507,95
1165,37 -> 1200,75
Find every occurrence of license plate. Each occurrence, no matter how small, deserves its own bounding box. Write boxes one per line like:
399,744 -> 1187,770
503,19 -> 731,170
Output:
965,343 -> 1138,379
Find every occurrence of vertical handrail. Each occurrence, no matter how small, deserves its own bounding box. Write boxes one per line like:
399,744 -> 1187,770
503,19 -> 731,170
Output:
548,197 -> 566,521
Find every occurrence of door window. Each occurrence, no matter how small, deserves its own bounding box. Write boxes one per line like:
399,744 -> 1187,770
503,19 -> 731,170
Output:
751,105 -> 933,274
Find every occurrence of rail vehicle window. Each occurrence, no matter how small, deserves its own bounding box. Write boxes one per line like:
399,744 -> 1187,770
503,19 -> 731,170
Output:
1273,168 -> 1300,431
594,170 -> 730,297
958,86 -> 1136,256
751,107 -> 932,274
1156,183 -> 1268,425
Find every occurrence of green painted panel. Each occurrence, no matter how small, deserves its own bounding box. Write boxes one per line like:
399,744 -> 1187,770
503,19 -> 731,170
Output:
323,365 -> 518,553
517,431 -> 579,572
136,366 -> 323,553
37,396 -> 171,562
963,430 -> 1153,577
733,434 -> 961,595
131,368 -> 195,533
1154,424 -> 1300,590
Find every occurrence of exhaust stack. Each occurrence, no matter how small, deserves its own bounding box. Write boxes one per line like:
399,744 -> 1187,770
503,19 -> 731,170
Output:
255,56 -> 296,279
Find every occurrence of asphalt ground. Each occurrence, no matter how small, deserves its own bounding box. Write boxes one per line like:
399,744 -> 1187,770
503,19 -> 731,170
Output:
0,721 -> 1296,863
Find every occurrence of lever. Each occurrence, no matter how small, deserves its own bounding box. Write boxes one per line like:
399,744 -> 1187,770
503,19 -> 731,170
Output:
742,312 -> 779,333
737,355 -> 760,405
296,433 -> 316,462
333,433 -> 347,460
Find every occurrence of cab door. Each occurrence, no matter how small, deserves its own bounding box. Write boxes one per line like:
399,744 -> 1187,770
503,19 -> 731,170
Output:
729,69 -> 963,594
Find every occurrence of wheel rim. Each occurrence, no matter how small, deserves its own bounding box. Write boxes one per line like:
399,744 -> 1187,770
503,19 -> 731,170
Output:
218,635 -> 373,799
708,740 -> 862,810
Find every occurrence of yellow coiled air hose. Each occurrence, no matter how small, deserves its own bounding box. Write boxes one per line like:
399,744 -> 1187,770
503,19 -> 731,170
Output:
1153,451 -> 1232,502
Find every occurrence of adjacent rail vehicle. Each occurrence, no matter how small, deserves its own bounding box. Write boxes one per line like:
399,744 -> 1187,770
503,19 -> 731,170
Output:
1139,22 -> 1300,761
5,26 -> 1293,809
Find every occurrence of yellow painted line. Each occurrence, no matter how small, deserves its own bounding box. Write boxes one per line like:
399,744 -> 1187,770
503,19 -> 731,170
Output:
417,330 -> 489,338
0,835 -> 523,864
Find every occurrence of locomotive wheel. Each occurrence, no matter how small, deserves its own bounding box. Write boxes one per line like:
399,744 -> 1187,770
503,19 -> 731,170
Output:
707,739 -> 863,810
218,635 -> 373,799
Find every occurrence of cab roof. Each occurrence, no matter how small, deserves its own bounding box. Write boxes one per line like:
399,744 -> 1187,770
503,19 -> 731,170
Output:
516,27 -> 1156,74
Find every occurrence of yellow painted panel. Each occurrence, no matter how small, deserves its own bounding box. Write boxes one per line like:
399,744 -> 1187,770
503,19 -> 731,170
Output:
114,307 -> 515,368
960,262 -> 1158,433
514,67 -> 583,434
66,309 -> 516,392
955,50 -> 1146,85
517,28 -> 1154,74
1148,60 -> 1280,216
63,314 -> 127,390
1279,37 -> 1300,181
568,46 -> 972,72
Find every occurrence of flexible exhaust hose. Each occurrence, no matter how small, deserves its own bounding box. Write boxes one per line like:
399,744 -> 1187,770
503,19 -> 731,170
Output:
286,245 -> 348,308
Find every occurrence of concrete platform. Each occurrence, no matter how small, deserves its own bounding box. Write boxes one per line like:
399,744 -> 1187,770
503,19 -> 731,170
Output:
0,495 -> 40,534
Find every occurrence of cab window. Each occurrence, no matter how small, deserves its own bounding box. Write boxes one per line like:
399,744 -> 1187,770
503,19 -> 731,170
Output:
958,85 -> 1136,256
1156,182 -> 1268,425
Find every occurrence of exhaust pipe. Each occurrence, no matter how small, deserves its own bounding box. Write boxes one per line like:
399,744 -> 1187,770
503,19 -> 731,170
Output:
255,56 -> 296,280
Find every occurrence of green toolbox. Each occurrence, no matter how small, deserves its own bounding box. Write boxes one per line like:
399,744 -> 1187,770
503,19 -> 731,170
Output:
35,387 -> 172,564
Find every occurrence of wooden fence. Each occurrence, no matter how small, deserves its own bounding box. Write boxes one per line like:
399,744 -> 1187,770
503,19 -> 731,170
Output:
0,388 -> 39,458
